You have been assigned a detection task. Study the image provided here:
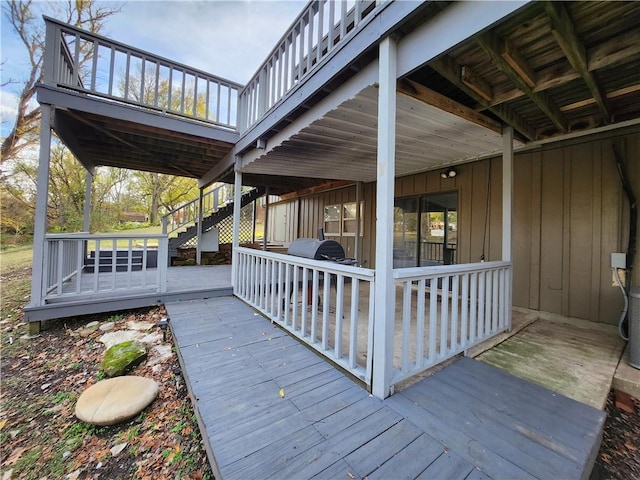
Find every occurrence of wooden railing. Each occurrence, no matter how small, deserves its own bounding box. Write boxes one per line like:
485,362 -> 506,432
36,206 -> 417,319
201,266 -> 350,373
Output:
390,261 -> 512,387
43,17 -> 243,129
42,233 -> 168,302
161,183 -> 234,236
239,0 -> 376,132
235,247 -> 375,385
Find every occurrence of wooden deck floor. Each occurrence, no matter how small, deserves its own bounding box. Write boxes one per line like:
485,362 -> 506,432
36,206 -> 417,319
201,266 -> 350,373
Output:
25,265 -> 232,323
167,296 -> 606,480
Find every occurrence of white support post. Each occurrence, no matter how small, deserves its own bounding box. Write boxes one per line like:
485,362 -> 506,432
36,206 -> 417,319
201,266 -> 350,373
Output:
502,126 -> 513,331
196,187 -> 204,265
355,181 -> 362,263
83,169 -> 93,233
30,104 -> 53,308
502,126 -> 513,262
372,37 -> 397,399
231,158 -> 243,291
263,188 -> 270,251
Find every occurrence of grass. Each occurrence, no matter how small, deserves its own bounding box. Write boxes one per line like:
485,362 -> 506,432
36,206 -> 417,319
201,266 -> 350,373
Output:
0,244 -> 33,274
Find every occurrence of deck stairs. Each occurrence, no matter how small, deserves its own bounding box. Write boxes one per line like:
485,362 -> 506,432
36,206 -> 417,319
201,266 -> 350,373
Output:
166,186 -> 266,259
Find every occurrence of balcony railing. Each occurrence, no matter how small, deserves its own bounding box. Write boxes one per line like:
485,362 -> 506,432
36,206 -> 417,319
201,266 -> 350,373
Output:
390,261 -> 512,388
239,0 -> 376,132
42,233 -> 168,302
161,183 -> 234,237
43,17 -> 243,130
235,247 -> 375,385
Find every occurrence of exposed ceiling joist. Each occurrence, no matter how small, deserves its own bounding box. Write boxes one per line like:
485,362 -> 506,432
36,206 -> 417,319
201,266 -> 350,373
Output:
460,65 -> 493,102
476,32 -> 568,132
544,2 -> 610,121
560,84 -> 640,113
397,79 -> 501,134
429,56 -> 536,141
501,40 -> 536,88
489,29 -> 640,107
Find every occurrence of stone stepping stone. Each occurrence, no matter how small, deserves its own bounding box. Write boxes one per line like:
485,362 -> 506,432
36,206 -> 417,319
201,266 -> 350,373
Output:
75,376 -> 158,426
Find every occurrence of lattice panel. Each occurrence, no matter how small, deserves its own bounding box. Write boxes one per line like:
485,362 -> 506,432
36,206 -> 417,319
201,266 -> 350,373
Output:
182,203 -> 254,248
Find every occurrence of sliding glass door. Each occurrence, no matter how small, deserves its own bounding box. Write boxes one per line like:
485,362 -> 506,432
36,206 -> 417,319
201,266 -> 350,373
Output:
393,192 -> 458,268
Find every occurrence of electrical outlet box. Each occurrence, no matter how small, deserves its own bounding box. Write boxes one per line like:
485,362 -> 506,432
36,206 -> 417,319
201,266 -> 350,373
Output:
611,252 -> 627,269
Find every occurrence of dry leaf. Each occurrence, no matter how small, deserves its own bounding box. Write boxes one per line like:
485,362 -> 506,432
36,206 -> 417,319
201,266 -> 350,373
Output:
279,388 -> 285,398
5,446 -> 28,465
0,419 -> 7,429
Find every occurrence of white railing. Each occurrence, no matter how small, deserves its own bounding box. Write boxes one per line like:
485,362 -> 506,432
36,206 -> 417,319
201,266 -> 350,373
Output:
390,261 -> 512,387
161,183 -> 234,236
235,247 -> 375,385
42,233 -> 168,302
43,17 -> 243,129
239,0 -> 376,131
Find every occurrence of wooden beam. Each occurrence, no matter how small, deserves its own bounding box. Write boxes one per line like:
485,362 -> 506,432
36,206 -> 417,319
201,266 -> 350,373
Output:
430,56 -> 536,141
560,84 -> 640,112
476,32 -> 568,132
490,29 -> 640,107
501,40 -> 536,88
461,65 -> 493,102
544,2 -> 610,120
398,78 -> 501,133
279,180 -> 354,201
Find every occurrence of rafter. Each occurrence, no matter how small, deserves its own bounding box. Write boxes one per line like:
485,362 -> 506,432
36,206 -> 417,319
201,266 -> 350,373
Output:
544,1 -> 610,121
430,56 -> 536,141
489,29 -> 640,107
476,32 -> 568,132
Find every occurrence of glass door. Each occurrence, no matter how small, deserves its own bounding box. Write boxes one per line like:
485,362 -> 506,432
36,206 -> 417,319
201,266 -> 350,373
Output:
394,192 -> 458,268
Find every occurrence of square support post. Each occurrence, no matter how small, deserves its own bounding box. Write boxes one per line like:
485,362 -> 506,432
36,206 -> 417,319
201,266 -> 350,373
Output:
30,104 -> 53,309
355,181 -> 362,263
263,187 -> 270,251
372,37 -> 397,399
231,158 -> 243,291
83,169 -> 93,233
196,187 -> 204,265
502,126 -> 514,330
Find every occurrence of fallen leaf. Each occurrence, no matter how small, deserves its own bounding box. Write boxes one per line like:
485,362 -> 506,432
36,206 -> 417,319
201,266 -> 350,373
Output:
0,419 -> 6,429
279,388 -> 285,398
347,472 -> 355,479
5,446 -> 27,465
110,442 -> 128,457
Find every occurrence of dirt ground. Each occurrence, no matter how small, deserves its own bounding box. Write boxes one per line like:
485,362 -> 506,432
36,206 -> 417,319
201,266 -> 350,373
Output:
0,263 -> 638,479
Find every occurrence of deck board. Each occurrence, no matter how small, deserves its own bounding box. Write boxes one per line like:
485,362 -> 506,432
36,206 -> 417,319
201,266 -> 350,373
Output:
167,296 -> 606,480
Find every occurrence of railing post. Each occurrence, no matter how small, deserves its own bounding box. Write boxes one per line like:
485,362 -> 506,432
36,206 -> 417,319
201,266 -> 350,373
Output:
231,157 -> 243,291
30,105 -> 53,308
43,20 -> 58,85
161,216 -> 168,235
196,187 -> 204,265
157,236 -> 168,293
372,36 -> 397,399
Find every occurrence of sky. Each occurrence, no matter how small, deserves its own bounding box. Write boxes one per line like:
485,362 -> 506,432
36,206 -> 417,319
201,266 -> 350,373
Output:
0,0 -> 307,137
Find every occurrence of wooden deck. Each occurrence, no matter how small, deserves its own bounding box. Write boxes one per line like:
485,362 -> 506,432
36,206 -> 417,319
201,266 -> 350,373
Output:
167,296 -> 606,480
24,265 -> 232,323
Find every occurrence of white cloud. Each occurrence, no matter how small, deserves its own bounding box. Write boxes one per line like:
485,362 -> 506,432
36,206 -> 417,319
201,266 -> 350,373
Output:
102,0 -> 306,84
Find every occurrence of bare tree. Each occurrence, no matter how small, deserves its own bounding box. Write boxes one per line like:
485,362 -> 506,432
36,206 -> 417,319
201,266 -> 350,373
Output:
1,0 -> 120,163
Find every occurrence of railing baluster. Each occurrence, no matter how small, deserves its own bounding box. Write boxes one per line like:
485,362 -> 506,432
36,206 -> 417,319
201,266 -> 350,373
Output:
126,238 -> 133,289
416,278 -> 426,367
142,238 -> 148,287
451,274 -> 459,351
322,271 -> 330,350
340,0 -> 347,40
461,273 -> 469,350
111,239 -> 117,290
306,8 -> 314,73
284,264 -> 291,326
334,274 -> 344,359
440,276 -> 449,357
492,268 -> 499,332
401,281 -> 411,373
56,240 -> 64,295
93,240 -> 101,293
277,261 -> 284,321
292,265 -> 299,330
311,269 -> 319,343
301,267 -> 308,335
349,277 -> 359,368
317,0 -> 324,64
76,239 -> 83,293
329,0 -> 336,48
470,271 -> 478,342
484,270 -> 492,336
428,277 -> 437,362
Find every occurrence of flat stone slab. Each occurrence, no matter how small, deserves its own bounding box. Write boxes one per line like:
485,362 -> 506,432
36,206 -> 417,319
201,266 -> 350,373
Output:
75,376 -> 158,426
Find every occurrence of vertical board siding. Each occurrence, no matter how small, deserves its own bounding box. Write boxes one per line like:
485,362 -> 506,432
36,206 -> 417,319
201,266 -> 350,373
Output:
268,129 -> 636,324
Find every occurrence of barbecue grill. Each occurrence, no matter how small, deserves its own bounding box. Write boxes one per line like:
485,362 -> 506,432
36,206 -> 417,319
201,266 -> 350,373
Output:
287,238 -> 357,265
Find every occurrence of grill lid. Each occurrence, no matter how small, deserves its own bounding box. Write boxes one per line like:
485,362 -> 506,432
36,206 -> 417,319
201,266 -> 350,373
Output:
287,238 -> 345,260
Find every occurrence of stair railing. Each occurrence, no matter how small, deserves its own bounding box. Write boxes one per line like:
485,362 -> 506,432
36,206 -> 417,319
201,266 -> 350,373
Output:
161,184 -> 234,236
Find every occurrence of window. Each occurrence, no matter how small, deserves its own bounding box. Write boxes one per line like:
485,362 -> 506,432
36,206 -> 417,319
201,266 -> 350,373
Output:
324,202 -> 363,236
